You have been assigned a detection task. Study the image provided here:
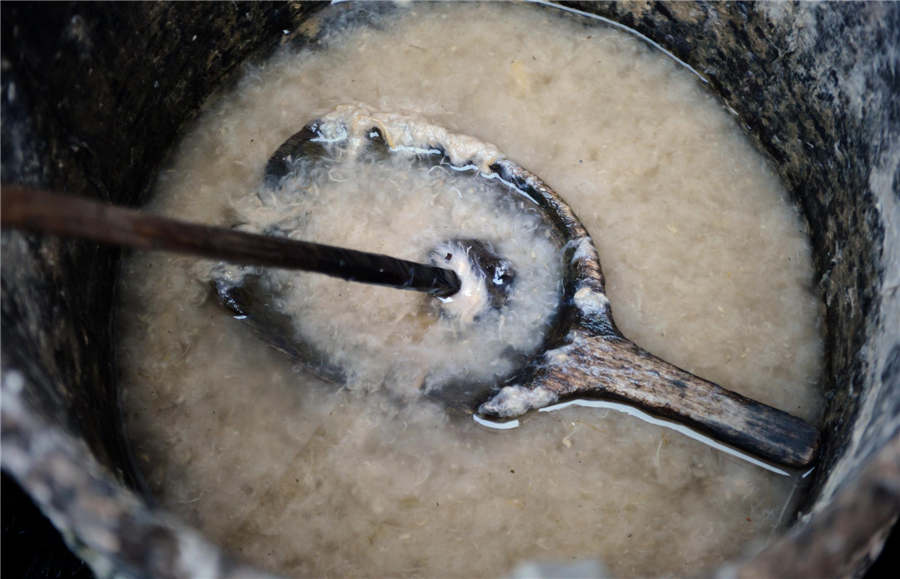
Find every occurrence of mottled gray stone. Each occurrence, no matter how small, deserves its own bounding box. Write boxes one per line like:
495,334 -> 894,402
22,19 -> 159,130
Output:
1,1 -> 897,577
2,370 -> 277,579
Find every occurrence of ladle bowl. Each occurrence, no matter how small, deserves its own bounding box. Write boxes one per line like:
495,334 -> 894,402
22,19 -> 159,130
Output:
2,3 -> 897,578
216,105 -> 818,468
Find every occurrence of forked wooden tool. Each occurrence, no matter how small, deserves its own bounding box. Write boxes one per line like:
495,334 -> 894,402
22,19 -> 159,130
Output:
248,110 -> 819,468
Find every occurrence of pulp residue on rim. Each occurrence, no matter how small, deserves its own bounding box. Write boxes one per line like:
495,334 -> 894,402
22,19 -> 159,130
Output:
118,3 -> 824,577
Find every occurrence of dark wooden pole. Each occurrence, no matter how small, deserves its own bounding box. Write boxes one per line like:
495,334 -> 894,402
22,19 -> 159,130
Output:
1,186 -> 461,297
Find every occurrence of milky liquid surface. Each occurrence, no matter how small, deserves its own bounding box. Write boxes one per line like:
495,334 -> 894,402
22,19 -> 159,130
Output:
118,3 -> 824,577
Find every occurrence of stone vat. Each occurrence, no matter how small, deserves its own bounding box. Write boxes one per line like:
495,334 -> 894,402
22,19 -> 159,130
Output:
2,2 -> 898,577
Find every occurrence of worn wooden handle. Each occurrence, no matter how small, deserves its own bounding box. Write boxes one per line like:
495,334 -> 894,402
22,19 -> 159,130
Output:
528,332 -> 818,468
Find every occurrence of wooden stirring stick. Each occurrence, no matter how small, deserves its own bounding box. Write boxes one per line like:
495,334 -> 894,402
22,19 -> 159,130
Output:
1,186 -> 461,297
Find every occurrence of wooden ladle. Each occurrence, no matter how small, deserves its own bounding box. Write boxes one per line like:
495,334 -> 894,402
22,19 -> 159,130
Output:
1,111 -> 819,469
234,110 -> 818,469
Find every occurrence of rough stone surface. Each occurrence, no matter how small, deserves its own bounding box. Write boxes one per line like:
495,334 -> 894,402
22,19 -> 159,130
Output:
2,370 -> 277,579
1,1 -> 898,577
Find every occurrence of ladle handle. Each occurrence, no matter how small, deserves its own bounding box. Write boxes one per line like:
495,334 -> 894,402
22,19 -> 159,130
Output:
525,333 -> 818,468
1,186 -> 461,297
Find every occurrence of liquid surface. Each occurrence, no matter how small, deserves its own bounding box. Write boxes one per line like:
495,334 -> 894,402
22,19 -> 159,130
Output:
119,3 -> 824,577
